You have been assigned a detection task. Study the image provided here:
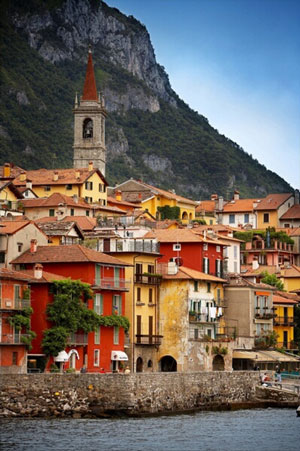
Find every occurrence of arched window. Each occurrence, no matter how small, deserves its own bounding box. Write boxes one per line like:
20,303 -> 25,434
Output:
182,211 -> 188,220
83,118 -> 93,138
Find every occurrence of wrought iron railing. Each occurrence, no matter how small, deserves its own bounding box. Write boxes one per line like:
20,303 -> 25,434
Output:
135,334 -> 163,345
67,333 -> 88,345
273,316 -> 295,326
134,274 -> 162,285
93,278 -> 130,290
0,333 -> 30,344
0,298 -> 30,310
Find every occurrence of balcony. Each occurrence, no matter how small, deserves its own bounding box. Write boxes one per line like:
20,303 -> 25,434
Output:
67,333 -> 88,345
135,334 -> 163,346
93,278 -> 130,291
134,274 -> 162,285
0,298 -> 30,310
104,239 -> 160,254
189,313 -> 218,323
276,341 -> 298,350
0,333 -> 30,345
273,316 -> 295,326
255,308 -> 276,320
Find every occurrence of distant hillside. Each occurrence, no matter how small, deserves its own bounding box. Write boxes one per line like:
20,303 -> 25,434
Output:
0,0 -> 292,199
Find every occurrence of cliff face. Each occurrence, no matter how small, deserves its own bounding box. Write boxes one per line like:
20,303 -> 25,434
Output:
0,0 -> 292,198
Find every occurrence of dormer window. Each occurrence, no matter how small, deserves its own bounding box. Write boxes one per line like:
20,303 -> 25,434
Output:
83,118 -> 93,138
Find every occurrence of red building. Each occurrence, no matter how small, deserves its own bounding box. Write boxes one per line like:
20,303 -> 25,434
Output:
147,229 -> 226,277
12,244 -> 131,373
0,268 -> 32,373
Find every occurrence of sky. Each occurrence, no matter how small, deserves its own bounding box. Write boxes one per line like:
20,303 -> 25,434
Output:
105,0 -> 300,189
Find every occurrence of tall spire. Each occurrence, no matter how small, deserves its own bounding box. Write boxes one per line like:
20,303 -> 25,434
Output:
82,49 -> 98,101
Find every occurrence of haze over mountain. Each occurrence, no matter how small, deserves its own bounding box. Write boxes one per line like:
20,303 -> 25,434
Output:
0,0 -> 292,199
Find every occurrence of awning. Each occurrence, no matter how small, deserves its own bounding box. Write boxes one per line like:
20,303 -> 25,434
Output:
54,351 -> 69,362
233,350 -> 300,363
111,351 -> 128,361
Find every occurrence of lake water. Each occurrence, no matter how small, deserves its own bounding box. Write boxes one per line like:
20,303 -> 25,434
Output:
0,408 -> 299,451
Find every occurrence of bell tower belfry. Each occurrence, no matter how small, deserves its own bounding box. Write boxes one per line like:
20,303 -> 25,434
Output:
73,49 -> 107,175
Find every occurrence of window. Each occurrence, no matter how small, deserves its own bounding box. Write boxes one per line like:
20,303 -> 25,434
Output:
209,219 -> 213,225
244,213 -> 249,223
137,287 -> 141,302
234,245 -> 238,259
203,243 -> 208,251
234,261 -> 238,273
207,282 -> 211,293
44,186 -> 51,192
173,243 -> 181,251
17,243 -> 23,253
94,327 -> 101,345
86,209 -> 90,216
215,259 -> 222,277
94,349 -> 100,366
66,184 -> 72,190
263,213 -> 269,223
95,265 -> 101,285
49,209 -> 55,217
194,328 -> 199,339
229,214 -> 235,224
114,267 -> 120,288
14,285 -> 20,301
216,246 -> 220,252
99,183 -> 103,192
203,257 -> 209,274
113,295 -> 122,315
194,281 -> 199,292
94,294 -> 103,315
83,118 -> 93,138
85,181 -> 93,190
85,197 -> 92,204
70,208 -> 74,216
217,288 -> 221,301
0,252 -> 5,263
113,326 -> 119,345
149,288 -> 153,304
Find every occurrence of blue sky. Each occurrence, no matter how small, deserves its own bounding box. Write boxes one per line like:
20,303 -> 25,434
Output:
105,0 -> 300,188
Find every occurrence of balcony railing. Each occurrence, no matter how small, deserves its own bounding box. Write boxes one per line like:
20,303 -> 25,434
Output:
67,333 -> 88,345
189,313 -> 219,323
93,278 -> 130,291
0,299 -> 30,310
135,334 -> 163,345
100,238 -> 160,254
255,311 -> 276,320
134,274 -> 162,285
273,316 -> 295,326
276,341 -> 298,350
0,333 -> 30,345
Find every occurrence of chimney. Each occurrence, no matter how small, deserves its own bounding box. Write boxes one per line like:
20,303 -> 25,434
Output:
75,170 -> 80,180
233,190 -> 240,201
252,257 -> 259,271
218,196 -> 224,211
26,180 -> 32,190
211,194 -> 218,201
30,239 -> 37,253
20,171 -> 27,182
34,263 -> 43,279
53,171 -> 58,181
88,161 -> 93,171
116,190 -> 122,202
3,163 -> 11,178
295,189 -> 299,205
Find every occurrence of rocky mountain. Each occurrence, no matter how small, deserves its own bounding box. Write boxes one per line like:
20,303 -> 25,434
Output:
0,0 -> 292,198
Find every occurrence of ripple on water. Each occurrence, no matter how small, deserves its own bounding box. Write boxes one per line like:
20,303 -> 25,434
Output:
0,408 -> 299,451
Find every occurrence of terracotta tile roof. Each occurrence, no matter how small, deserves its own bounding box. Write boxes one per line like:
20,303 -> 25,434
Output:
280,265 -> 300,278
35,215 -> 97,231
140,181 -> 197,206
11,244 -> 131,266
280,204 -> 300,220
20,269 -> 70,283
107,196 -> 140,209
226,276 -> 275,290
273,294 -> 298,305
0,267 -> 32,281
92,204 -> 126,215
162,266 -> 227,282
21,193 -> 90,209
196,200 -> 215,213
240,264 -> 279,276
155,220 -> 180,229
145,228 -> 203,243
13,167 -> 107,187
255,193 -> 293,211
0,220 -> 30,234
0,165 -> 24,180
82,51 -> 98,101
222,198 -> 260,213
36,221 -> 84,238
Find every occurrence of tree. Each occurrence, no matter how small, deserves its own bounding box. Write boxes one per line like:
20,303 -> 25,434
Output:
261,271 -> 285,291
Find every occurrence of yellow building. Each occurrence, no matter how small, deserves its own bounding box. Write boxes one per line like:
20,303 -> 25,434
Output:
279,265 -> 300,292
106,236 -> 162,372
13,162 -> 107,205
255,193 -> 294,229
273,292 -> 298,350
0,181 -> 20,210
110,179 -> 197,223
157,264 -> 233,372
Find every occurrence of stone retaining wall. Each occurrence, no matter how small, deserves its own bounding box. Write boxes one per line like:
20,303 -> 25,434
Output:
0,371 -> 261,418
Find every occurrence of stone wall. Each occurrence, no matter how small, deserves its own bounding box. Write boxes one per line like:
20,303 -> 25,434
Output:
0,371 -> 261,418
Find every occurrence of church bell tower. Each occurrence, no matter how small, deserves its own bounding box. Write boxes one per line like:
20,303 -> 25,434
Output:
73,49 -> 107,175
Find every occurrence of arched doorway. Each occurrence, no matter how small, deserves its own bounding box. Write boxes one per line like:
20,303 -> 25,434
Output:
213,355 -> 225,371
136,357 -> 143,372
160,355 -> 177,372
181,211 -> 188,221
